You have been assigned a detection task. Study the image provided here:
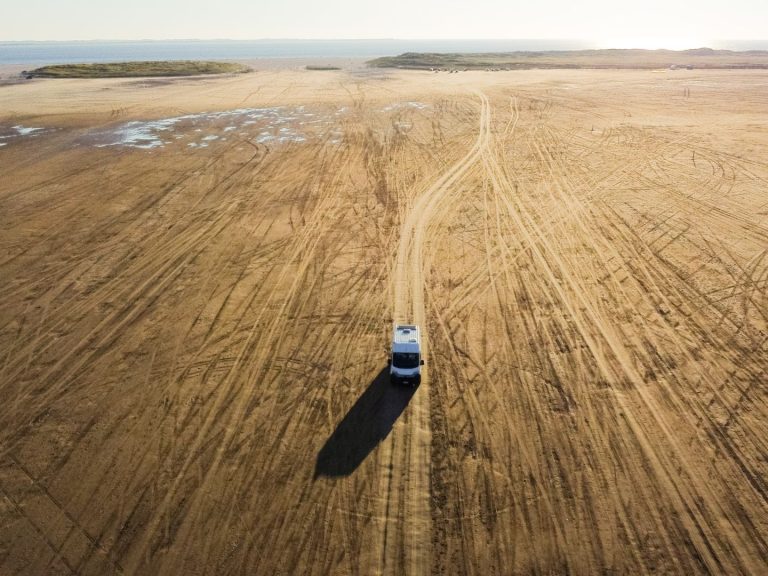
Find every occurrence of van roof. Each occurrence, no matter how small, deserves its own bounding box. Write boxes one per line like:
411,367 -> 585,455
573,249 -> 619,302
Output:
393,324 -> 420,345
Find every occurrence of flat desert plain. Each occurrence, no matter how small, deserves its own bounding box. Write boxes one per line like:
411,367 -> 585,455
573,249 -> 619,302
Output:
0,66 -> 767,576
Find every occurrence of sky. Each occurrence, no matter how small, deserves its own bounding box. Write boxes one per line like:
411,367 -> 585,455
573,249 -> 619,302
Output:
2,0 -> 766,44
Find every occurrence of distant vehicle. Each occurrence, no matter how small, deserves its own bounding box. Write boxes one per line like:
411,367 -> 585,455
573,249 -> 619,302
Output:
390,324 -> 424,386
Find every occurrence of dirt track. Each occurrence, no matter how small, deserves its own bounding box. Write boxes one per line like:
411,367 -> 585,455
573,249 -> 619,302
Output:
0,68 -> 767,575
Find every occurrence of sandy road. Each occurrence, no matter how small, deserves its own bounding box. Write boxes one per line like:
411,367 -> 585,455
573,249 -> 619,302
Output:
380,92 -> 490,574
0,69 -> 767,575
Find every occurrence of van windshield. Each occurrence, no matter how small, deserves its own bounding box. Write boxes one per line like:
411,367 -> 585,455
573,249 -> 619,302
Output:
392,352 -> 420,369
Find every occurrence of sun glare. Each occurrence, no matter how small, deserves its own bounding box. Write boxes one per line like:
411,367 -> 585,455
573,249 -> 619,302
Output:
596,37 -> 711,50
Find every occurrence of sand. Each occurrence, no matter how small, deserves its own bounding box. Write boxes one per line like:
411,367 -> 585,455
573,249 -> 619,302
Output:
0,64 -> 767,575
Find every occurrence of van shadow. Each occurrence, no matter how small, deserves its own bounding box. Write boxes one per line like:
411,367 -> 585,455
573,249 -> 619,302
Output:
315,367 -> 417,478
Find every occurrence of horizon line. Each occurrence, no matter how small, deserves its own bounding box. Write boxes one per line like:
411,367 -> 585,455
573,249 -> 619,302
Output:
2,37 -> 767,43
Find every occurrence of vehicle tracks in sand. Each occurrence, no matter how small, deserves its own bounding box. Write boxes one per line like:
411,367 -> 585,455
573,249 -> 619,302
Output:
423,87 -> 768,574
372,92 -> 490,575
2,72 -> 768,576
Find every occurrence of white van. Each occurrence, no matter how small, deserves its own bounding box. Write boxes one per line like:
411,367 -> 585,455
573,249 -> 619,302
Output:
390,324 -> 424,386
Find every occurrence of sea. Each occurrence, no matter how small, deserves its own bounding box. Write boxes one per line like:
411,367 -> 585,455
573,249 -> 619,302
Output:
2,39 -> 768,66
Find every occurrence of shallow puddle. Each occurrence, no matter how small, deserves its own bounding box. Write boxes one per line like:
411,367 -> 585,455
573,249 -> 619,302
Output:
0,125 -> 48,147
91,106 -> 344,150
382,101 -> 429,112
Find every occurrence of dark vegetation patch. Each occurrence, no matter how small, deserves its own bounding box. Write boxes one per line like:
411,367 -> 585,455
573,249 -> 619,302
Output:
26,60 -> 252,78
368,48 -> 768,70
